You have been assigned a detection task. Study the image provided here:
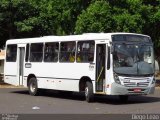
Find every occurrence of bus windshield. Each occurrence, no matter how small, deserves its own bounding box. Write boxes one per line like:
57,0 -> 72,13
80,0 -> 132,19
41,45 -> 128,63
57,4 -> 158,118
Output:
113,43 -> 154,76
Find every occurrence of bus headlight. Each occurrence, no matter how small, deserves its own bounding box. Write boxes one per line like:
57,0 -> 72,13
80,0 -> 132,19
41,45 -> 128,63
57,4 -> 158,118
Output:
114,73 -> 121,84
152,77 -> 156,84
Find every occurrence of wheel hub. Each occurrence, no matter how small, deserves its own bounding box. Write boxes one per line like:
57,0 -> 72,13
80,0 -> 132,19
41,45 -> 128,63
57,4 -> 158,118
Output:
30,82 -> 36,93
85,87 -> 88,97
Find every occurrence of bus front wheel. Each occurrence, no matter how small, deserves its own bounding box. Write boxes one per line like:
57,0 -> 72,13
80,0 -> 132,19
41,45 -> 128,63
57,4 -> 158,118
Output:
85,81 -> 94,102
28,77 -> 39,96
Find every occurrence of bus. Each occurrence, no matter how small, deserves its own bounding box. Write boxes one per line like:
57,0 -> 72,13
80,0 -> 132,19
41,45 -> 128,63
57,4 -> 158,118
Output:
4,33 -> 155,102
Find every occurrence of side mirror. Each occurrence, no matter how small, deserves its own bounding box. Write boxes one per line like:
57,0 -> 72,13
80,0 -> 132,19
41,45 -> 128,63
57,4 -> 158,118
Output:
155,60 -> 159,72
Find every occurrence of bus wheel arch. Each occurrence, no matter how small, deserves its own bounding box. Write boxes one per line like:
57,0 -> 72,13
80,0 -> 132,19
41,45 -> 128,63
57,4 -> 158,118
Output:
27,74 -> 36,87
79,76 -> 94,102
27,74 -> 39,96
79,76 -> 92,92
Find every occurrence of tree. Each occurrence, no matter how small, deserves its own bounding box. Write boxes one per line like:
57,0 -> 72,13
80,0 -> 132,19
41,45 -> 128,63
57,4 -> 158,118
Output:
16,0 -> 92,36
75,0 -> 113,34
0,0 -> 39,47
0,0 -> 160,59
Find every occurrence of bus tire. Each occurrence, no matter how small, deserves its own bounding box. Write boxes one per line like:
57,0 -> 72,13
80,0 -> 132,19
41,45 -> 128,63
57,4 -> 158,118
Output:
28,77 -> 39,96
85,81 -> 94,102
119,95 -> 129,102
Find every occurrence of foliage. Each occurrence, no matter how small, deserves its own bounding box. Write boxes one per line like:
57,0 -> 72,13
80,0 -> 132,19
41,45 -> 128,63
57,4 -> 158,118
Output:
75,1 -> 112,34
0,0 -> 160,59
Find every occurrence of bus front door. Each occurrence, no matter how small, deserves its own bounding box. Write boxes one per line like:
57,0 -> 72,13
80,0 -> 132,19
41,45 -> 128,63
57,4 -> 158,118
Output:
18,47 -> 25,86
96,44 -> 106,92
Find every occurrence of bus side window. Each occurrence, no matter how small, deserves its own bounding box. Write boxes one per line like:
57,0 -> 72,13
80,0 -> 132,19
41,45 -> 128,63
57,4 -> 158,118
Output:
76,41 -> 95,62
6,44 -> 17,62
30,43 -> 43,62
25,44 -> 29,62
44,42 -> 59,62
60,42 -> 76,62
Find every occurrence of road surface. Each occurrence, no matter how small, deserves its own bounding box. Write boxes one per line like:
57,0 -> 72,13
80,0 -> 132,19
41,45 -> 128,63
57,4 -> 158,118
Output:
0,88 -> 160,114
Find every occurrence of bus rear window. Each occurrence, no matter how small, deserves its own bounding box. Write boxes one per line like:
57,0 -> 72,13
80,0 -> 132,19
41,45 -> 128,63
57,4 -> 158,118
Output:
6,44 -> 17,62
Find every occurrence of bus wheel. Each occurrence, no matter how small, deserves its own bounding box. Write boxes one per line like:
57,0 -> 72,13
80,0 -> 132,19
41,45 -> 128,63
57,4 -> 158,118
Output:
119,95 -> 129,102
28,77 -> 39,96
85,81 -> 94,102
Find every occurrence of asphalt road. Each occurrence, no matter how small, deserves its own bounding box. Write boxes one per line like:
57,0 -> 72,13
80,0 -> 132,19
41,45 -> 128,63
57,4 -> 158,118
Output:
0,88 -> 160,114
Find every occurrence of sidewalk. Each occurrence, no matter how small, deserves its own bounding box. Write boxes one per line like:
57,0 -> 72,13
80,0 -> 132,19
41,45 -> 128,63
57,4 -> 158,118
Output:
0,82 -> 25,88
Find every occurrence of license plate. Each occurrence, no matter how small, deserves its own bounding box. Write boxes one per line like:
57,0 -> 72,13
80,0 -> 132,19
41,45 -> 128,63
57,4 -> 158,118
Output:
134,88 -> 141,92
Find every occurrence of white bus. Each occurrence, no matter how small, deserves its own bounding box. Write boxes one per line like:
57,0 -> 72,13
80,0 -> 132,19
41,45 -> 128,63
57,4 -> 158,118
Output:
4,33 -> 155,102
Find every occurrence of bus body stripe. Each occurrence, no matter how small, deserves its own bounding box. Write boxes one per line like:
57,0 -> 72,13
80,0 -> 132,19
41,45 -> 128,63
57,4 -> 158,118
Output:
5,75 -> 17,77
24,76 -> 95,81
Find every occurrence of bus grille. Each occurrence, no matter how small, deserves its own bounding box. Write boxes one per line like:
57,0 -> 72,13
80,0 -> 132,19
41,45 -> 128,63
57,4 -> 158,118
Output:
122,77 -> 150,87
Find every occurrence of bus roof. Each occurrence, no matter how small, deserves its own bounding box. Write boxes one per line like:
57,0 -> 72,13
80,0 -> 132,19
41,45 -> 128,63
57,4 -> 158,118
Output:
6,32 -> 150,44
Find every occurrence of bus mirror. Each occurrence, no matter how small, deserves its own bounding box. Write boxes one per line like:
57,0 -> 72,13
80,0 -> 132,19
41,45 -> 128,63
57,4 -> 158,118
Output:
155,60 -> 159,72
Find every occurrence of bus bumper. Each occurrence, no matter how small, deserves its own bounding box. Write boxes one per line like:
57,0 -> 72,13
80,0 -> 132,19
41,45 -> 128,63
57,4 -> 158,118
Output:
110,83 -> 155,95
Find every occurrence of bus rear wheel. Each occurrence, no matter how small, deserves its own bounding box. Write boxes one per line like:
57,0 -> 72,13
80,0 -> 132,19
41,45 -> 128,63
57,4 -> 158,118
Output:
28,77 -> 39,96
85,81 -> 94,102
